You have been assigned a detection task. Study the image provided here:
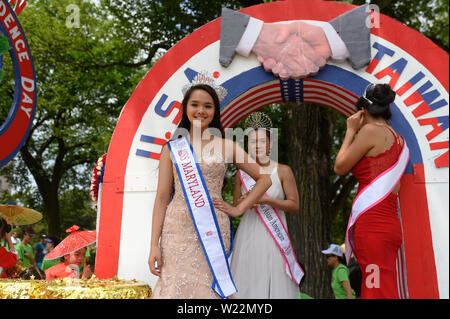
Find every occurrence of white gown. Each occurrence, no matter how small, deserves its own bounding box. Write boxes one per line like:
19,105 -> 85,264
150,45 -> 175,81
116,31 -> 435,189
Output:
230,167 -> 300,299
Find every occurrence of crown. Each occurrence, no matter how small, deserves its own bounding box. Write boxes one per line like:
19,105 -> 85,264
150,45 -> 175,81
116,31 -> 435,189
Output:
182,71 -> 228,102
244,112 -> 273,131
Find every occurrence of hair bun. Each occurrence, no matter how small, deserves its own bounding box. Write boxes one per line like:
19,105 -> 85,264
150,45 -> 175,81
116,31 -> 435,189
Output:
372,84 -> 396,105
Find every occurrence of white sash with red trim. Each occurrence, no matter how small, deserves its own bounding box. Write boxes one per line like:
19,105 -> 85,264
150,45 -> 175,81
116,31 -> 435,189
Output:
168,137 -> 237,298
345,142 -> 410,264
238,169 -> 304,285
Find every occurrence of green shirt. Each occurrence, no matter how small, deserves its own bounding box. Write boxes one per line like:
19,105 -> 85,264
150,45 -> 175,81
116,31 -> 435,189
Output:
331,263 -> 355,299
15,242 -> 35,267
41,258 -> 60,271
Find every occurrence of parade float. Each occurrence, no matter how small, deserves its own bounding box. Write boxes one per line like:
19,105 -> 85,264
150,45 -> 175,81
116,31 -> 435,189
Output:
94,0 -> 448,299
1,0 -> 448,299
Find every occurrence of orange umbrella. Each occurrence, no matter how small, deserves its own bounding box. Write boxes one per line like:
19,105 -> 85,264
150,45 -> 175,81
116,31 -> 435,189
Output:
44,225 -> 96,260
0,203 -> 43,226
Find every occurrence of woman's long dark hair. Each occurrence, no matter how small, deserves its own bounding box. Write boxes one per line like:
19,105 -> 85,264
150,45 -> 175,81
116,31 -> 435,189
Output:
356,83 -> 396,121
0,217 -> 11,239
172,84 -> 224,139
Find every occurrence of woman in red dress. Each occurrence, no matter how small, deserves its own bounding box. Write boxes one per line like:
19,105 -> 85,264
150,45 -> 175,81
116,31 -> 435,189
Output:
0,218 -> 18,278
334,83 -> 404,299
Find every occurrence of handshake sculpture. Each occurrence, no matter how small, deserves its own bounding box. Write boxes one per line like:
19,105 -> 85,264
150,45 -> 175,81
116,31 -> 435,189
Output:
220,5 -> 372,79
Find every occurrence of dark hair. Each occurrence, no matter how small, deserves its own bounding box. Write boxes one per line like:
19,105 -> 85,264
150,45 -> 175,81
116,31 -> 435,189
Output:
20,266 -> 46,280
173,84 -> 224,139
23,227 -> 36,237
47,236 -> 61,247
356,83 -> 396,121
337,255 -> 347,267
0,217 -> 11,239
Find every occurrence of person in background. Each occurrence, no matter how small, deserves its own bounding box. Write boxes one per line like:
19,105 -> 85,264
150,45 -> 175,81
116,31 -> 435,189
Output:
34,234 -> 47,269
45,247 -> 92,280
0,217 -> 18,278
41,236 -> 61,271
15,227 -> 36,267
341,243 -> 362,298
227,117 -> 302,299
322,244 -> 355,299
20,266 -> 46,280
10,230 -> 21,246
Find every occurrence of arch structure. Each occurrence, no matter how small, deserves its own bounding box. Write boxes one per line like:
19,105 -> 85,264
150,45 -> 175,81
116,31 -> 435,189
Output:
0,0 -> 36,168
95,0 -> 449,299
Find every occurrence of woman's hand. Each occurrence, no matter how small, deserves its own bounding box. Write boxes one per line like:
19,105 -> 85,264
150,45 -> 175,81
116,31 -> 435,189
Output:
256,195 -> 271,206
148,245 -> 163,277
235,194 -> 247,206
81,265 -> 92,279
346,110 -> 365,132
213,199 -> 242,217
237,193 -> 269,207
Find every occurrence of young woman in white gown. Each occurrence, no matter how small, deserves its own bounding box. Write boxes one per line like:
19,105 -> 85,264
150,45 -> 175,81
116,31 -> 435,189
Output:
215,113 -> 302,298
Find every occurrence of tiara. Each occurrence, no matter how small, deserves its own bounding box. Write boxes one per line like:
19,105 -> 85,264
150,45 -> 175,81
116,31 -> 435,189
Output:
361,83 -> 375,105
182,71 -> 228,102
244,112 -> 273,131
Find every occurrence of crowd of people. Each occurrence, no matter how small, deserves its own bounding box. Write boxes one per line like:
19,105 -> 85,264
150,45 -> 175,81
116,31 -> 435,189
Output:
0,220 -> 94,281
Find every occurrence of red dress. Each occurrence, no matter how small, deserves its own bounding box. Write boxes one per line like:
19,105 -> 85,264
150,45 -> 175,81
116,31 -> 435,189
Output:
0,246 -> 18,278
351,126 -> 404,299
45,262 -> 76,280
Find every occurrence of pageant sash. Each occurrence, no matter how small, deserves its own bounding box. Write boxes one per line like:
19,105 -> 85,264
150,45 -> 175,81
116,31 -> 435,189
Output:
238,169 -> 304,285
345,141 -> 410,264
168,137 -> 237,298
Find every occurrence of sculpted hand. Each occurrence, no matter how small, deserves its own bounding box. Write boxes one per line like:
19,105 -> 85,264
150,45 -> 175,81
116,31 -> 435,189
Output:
253,22 -> 332,79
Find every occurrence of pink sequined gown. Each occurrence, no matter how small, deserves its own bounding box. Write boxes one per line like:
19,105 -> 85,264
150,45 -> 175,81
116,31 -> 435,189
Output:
151,152 -> 232,299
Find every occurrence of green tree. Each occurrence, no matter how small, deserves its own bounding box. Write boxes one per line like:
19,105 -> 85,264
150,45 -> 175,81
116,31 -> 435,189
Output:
0,0 -> 243,237
1,0 -> 145,236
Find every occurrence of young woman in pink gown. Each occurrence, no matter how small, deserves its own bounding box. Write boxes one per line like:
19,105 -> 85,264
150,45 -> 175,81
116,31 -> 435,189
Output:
148,83 -> 271,298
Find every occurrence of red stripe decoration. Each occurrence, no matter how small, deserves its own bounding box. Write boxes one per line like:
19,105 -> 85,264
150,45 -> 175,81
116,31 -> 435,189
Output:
222,78 -> 360,128
305,79 -> 358,106
303,93 -> 355,116
225,97 -> 283,128
221,82 -> 280,125
303,79 -> 358,116
222,90 -> 281,125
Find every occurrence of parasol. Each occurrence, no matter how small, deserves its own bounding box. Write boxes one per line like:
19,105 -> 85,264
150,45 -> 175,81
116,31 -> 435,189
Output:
44,225 -> 97,260
0,202 -> 43,226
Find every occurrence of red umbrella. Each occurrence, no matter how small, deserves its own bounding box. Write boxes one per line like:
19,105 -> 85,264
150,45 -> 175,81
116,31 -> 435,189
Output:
44,225 -> 96,260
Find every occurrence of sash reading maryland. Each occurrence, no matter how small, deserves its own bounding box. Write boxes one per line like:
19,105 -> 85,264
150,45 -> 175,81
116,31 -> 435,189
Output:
238,169 -> 304,285
168,137 -> 237,298
345,141 -> 410,263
